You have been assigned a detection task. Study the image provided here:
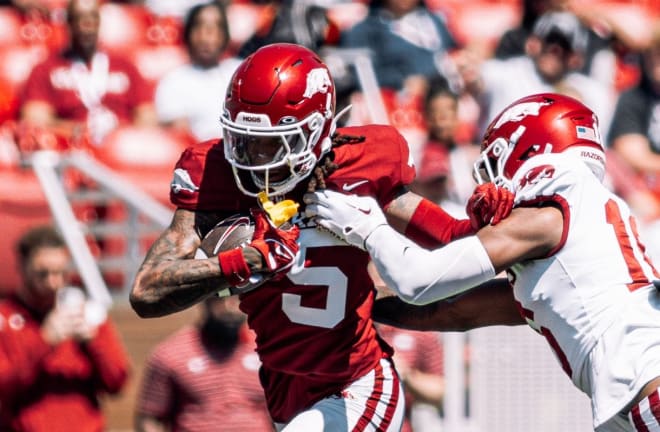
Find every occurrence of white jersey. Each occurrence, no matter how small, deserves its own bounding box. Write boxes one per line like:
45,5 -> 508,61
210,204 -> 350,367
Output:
509,153 -> 660,427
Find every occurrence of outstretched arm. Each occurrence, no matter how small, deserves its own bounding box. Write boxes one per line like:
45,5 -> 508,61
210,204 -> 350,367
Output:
373,278 -> 525,331
305,190 -> 561,304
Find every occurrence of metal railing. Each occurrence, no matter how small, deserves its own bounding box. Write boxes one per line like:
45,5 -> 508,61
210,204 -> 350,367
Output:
27,150 -> 173,303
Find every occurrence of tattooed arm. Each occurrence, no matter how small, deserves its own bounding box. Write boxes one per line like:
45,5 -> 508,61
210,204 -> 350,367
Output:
129,208 -> 264,318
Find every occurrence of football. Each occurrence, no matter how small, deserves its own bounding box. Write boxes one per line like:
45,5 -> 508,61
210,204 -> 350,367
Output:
195,213 -> 255,260
195,214 -> 262,297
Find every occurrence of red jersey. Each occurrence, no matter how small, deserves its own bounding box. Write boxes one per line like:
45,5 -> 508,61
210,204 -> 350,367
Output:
137,324 -> 272,431
170,124 -> 416,422
21,50 -> 151,123
0,296 -> 130,432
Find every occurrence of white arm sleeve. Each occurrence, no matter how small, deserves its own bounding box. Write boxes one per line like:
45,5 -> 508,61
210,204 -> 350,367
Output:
366,226 -> 496,305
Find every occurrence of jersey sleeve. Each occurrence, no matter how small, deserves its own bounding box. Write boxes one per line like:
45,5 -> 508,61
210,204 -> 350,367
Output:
378,125 -> 416,206
169,140 -> 253,212
511,153 -> 585,206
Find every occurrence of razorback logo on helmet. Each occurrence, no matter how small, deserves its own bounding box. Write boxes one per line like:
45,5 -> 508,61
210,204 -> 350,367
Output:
303,68 -> 332,99
494,101 -> 551,129
518,164 -> 555,189
171,168 -> 199,194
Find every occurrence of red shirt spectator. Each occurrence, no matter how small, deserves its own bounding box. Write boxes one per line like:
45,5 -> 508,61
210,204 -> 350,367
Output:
20,0 -> 156,146
0,225 -> 130,432
23,52 -> 152,126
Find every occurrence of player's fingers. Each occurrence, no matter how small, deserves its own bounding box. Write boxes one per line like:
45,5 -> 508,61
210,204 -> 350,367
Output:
492,189 -> 514,225
303,191 -> 332,207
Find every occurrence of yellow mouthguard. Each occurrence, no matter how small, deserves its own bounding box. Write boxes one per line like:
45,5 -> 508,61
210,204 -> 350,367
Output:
258,191 -> 299,227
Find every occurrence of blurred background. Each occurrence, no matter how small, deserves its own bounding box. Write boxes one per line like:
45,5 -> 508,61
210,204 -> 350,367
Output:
0,0 -> 659,430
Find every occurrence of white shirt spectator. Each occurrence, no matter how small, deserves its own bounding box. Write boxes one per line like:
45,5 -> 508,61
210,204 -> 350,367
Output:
145,0 -> 208,18
479,56 -> 614,137
155,58 -> 241,142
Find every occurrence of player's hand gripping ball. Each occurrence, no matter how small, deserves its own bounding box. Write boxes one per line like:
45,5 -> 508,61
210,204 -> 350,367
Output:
196,214 -> 255,259
195,214 -> 260,297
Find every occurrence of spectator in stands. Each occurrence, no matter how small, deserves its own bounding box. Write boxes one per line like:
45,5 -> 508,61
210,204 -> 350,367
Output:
154,1 -> 241,142
20,0 -> 157,146
340,0 -> 457,96
235,0 -> 350,105
495,0 -> 648,92
2,0 -> 50,16
143,0 -> 207,19
608,22 -> 660,261
494,0 -> 566,61
237,0 -> 340,58
410,144 -> 452,210
457,10 -> 614,138
135,295 -> 273,432
0,225 -> 130,432
417,79 -> 481,209
608,22 -> 660,197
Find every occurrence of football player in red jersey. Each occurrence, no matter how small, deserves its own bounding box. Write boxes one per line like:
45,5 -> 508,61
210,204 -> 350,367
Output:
306,93 -> 660,432
130,43 -> 512,431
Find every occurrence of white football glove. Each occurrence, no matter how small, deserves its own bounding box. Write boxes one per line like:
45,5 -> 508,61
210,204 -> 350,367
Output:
304,189 -> 387,250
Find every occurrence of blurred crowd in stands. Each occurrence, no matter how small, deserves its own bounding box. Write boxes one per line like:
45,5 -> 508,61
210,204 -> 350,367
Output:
1,0 -> 657,252
1,0 -> 660,429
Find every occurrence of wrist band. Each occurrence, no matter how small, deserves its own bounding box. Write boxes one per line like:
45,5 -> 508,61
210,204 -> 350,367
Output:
218,248 -> 251,287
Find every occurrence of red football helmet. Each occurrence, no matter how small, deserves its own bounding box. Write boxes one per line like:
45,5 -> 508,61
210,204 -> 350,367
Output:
220,43 -> 337,197
473,93 -> 606,189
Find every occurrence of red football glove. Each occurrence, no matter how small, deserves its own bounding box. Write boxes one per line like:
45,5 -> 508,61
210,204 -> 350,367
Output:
248,208 -> 300,279
466,183 -> 514,231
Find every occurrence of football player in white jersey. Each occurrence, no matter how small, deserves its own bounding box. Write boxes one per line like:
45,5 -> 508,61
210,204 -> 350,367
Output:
305,93 -> 660,431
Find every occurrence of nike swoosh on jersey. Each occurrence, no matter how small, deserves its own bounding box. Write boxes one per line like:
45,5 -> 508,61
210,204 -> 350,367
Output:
342,180 -> 369,191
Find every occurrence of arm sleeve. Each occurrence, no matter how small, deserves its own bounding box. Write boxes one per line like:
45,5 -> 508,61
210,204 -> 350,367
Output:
366,227 -> 496,305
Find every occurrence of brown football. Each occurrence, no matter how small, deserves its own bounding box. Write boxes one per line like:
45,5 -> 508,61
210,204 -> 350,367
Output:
195,214 -> 255,259
195,214 -> 262,297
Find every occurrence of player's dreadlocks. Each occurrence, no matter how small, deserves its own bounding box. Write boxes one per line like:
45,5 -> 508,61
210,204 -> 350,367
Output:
306,132 -> 365,192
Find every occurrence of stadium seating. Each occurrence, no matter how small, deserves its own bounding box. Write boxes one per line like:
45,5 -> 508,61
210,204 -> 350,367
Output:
0,166 -> 53,294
